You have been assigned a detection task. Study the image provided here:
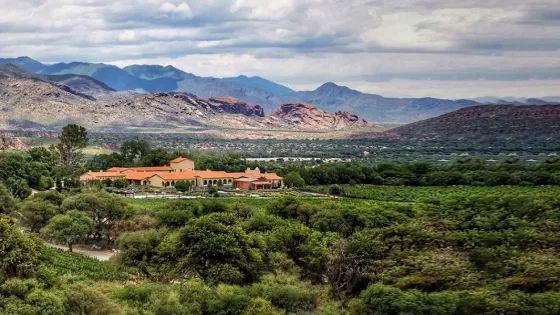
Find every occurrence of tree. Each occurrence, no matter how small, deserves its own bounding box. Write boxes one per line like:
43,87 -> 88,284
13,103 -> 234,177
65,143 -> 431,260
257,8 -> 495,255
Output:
3,177 -> 32,200
284,172 -> 305,188
0,215 -> 42,279
41,210 -> 94,252
171,213 -> 264,284
61,191 -> 129,241
55,124 -> 88,185
116,229 -> 167,279
19,200 -> 59,233
174,180 -> 193,192
0,184 -> 16,215
113,178 -> 128,189
120,140 -> 150,165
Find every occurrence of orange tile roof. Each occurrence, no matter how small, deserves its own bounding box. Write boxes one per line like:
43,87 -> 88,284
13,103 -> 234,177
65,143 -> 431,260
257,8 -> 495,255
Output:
153,172 -> 197,180
125,172 -> 156,180
106,167 -> 128,172
265,173 -> 283,180
170,157 -> 193,163
130,166 -> 173,172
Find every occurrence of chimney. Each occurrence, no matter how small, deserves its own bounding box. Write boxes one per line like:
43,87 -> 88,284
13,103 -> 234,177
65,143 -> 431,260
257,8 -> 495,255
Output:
88,170 -> 92,173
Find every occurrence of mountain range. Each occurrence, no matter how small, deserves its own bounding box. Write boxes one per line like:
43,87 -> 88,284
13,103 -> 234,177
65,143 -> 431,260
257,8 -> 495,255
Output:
0,63 -> 376,137
2,56 -> 557,124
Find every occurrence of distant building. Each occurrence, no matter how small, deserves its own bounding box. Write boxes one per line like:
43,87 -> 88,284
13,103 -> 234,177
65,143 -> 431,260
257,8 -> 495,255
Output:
80,158 -> 283,190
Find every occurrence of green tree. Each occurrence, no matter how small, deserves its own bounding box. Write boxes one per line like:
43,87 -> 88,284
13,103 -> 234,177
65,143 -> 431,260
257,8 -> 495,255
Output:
120,140 -> 150,165
0,184 -> 16,214
0,215 -> 42,279
61,191 -> 129,240
55,124 -> 88,186
284,172 -> 305,188
19,200 -> 59,233
116,229 -> 168,279
113,178 -> 129,189
3,177 -> 32,199
174,180 -> 192,192
41,210 -> 94,252
172,213 -> 264,284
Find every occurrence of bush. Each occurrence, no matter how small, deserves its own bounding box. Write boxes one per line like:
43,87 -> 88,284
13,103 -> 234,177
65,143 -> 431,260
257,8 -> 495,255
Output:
328,184 -> 344,196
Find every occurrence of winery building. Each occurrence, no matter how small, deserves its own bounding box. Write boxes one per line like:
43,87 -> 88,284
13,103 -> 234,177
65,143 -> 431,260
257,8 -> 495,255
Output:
80,157 -> 283,189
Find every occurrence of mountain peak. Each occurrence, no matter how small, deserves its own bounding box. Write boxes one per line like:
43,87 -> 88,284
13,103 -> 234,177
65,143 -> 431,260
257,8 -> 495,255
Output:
314,82 -> 362,97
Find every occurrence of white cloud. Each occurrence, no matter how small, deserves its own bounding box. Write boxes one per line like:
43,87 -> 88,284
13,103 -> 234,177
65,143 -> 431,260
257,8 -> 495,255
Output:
159,2 -> 193,19
1,0 -> 560,97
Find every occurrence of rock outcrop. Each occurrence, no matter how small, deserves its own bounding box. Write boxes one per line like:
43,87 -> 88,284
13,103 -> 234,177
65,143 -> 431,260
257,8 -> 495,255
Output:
273,102 -> 369,130
0,136 -> 28,150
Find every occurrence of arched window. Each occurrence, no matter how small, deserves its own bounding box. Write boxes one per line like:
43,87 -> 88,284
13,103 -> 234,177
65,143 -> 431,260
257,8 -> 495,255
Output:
213,180 -> 217,185
171,181 -> 175,186
204,180 -> 208,185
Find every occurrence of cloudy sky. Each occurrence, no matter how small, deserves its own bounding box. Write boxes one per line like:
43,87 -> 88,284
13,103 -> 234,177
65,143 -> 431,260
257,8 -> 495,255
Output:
1,0 -> 560,98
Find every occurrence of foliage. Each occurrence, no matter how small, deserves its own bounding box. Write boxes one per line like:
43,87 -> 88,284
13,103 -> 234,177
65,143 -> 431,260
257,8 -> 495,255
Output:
19,200 -> 59,233
0,215 -> 42,280
170,213 -> 264,285
174,180 -> 192,192
41,210 -> 94,252
284,171 -> 305,188
61,190 -> 129,240
0,185 -> 16,215
55,124 -> 88,185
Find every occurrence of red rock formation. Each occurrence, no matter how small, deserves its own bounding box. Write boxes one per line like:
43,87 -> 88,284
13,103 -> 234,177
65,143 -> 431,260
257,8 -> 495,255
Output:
273,103 -> 369,130
0,136 -> 29,150
207,97 -> 265,117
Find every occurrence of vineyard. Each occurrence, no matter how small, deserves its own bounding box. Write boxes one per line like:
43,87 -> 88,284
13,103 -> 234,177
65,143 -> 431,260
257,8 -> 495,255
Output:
42,247 -> 134,282
302,185 -> 560,202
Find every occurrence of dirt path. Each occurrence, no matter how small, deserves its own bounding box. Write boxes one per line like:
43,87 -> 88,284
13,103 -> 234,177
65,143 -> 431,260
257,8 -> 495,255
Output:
44,242 -> 116,261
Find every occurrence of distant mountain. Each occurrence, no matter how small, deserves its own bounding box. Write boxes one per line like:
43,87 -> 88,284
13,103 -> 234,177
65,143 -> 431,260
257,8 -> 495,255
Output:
0,63 -> 43,79
281,82 -> 481,124
0,56 -> 46,73
123,64 -> 193,80
44,74 -> 115,95
0,64 -> 375,134
377,105 -> 560,140
222,75 -> 294,95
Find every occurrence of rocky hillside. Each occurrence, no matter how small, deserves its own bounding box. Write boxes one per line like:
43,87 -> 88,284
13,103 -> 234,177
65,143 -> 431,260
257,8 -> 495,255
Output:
274,103 -> 369,130
378,105 -> 560,140
0,135 -> 28,150
0,64 -> 373,133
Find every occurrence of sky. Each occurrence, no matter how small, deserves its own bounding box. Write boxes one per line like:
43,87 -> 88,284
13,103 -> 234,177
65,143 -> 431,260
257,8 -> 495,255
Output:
1,0 -> 560,98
